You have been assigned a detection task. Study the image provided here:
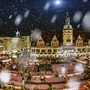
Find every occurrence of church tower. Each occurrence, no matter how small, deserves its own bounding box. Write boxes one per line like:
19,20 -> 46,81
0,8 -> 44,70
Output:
63,12 -> 73,46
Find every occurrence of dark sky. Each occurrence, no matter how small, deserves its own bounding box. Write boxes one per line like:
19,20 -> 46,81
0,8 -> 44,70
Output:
0,0 -> 90,36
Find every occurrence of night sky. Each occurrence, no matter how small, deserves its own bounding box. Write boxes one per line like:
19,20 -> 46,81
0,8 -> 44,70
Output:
0,0 -> 90,36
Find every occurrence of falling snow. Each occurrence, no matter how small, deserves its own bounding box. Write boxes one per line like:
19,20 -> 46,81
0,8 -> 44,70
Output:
14,15 -> 22,26
20,0 -> 23,2
73,11 -> 82,23
0,0 -> 89,36
24,10 -> 30,18
31,29 -> 41,42
0,70 -> 11,84
82,11 -> 90,30
9,15 -> 12,19
12,65 -> 16,69
44,2 -> 50,11
12,38 -> 20,43
83,0 -> 88,3
67,78 -> 80,89
77,24 -> 80,28
0,0 -> 90,89
75,63 -> 84,73
60,67 -> 66,76
51,15 -> 57,23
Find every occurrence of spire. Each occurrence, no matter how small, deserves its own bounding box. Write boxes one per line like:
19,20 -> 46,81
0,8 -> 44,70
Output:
63,12 -> 72,30
16,30 -> 20,37
65,12 -> 70,25
78,35 -> 82,39
54,34 -> 56,38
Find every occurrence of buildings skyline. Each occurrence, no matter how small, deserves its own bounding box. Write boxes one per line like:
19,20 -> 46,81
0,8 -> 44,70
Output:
0,13 -> 90,59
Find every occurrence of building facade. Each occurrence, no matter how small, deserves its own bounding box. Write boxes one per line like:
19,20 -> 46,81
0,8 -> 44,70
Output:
63,12 -> 73,46
0,36 -> 30,52
0,13 -> 90,59
30,13 -> 90,59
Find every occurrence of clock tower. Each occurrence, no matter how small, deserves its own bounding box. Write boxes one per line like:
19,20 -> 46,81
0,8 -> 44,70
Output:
63,12 -> 73,46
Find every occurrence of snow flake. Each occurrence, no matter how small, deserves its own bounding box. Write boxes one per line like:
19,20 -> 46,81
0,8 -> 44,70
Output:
0,70 -> 11,84
73,11 -> 82,23
82,11 -> 90,30
44,2 -> 50,11
24,10 -> 30,18
51,15 -> 57,23
14,15 -> 22,26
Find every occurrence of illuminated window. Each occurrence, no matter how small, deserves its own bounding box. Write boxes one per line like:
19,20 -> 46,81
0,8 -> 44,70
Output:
32,49 -> 35,52
36,49 -> 40,53
48,49 -> 51,52
42,49 -> 45,53
53,49 -> 57,52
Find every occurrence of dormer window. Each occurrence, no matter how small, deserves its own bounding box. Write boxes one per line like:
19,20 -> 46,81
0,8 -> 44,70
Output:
37,36 -> 44,46
76,35 -> 83,46
51,35 -> 59,46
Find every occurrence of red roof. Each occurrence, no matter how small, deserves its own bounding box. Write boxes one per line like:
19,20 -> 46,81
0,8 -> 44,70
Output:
25,84 -> 48,89
52,83 -> 65,89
